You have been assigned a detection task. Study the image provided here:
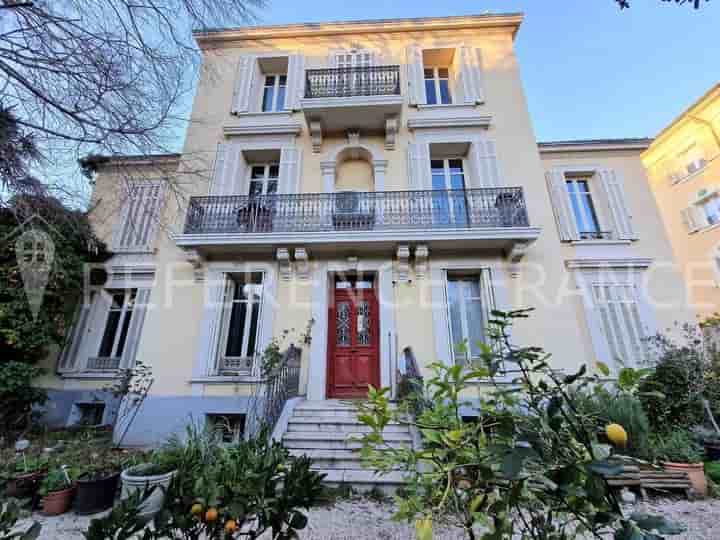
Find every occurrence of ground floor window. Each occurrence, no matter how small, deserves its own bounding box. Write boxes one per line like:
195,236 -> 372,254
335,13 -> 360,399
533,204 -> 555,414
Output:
218,273 -> 264,373
445,271 -> 493,365
207,414 -> 246,444
98,289 -> 137,360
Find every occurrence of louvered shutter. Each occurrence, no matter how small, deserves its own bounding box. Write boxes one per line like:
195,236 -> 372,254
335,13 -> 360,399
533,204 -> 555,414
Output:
58,298 -> 93,371
208,143 -> 226,196
681,206 -> 703,232
598,168 -> 637,240
120,288 -> 151,369
468,140 -> 501,188
82,291 -> 112,368
285,54 -> 305,110
230,55 -> 256,114
279,147 -> 302,194
406,44 -> 425,106
407,142 -> 431,189
545,170 -> 579,241
114,181 -> 164,252
458,46 -> 484,104
212,144 -> 247,195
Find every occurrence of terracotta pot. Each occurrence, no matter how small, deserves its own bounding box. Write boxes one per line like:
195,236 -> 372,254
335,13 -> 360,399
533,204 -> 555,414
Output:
662,462 -> 707,496
42,486 -> 76,516
5,470 -> 46,499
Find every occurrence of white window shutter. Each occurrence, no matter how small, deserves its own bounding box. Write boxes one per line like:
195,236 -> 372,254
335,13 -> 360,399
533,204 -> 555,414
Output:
545,170 -> 579,241
285,54 -> 305,110
681,206 -> 703,232
120,288 -> 151,369
58,300 -> 92,371
279,147 -> 302,194
407,142 -> 431,190
598,168 -> 637,240
113,181 -> 164,252
458,46 -> 484,105
406,44 -> 425,106
208,143 -> 226,196
230,55 -> 255,114
468,140 -> 501,188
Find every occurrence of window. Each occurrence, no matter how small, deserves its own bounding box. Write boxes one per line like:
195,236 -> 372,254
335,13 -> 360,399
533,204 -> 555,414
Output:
261,74 -> 287,112
565,177 -> 602,239
591,283 -> 649,367
97,289 -> 137,362
702,195 -> 720,226
335,50 -> 372,68
446,274 -> 488,364
668,143 -> 708,183
424,67 -> 451,105
431,158 -> 467,225
248,164 -> 279,197
76,403 -> 106,426
219,273 -> 264,373
207,414 -> 245,444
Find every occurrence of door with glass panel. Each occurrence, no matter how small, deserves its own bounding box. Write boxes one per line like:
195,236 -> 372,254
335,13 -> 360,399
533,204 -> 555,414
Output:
90,289 -> 137,370
219,273 -> 264,375
327,277 -> 379,398
431,158 -> 468,227
243,164 -> 278,232
446,276 -> 488,365
565,177 -> 602,239
335,50 -> 372,96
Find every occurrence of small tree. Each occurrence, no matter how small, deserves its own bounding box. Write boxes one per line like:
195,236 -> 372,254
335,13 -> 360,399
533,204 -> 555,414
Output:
358,309 -> 684,540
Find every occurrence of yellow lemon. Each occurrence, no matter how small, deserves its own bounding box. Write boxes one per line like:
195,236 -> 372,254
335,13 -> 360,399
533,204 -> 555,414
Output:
606,423 -> 628,447
416,517 -> 433,540
191,503 -> 203,516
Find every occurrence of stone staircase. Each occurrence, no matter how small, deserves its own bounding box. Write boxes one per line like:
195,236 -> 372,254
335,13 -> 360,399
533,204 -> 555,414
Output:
282,399 -> 413,493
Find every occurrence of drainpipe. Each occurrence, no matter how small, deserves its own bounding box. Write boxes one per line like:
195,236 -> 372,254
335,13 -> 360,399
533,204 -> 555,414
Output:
688,114 -> 720,152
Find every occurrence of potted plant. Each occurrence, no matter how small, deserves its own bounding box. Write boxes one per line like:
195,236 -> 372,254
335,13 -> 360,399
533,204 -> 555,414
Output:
75,452 -> 123,515
120,458 -> 176,523
692,426 -> 720,461
651,430 -> 707,496
4,454 -> 47,500
39,466 -> 77,516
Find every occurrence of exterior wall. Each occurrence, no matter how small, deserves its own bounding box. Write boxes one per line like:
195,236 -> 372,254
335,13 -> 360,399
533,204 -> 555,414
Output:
641,86 -> 720,319
34,15 -> 696,444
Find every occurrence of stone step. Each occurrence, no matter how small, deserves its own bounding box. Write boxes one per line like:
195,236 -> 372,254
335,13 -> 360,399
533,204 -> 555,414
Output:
283,431 -> 411,443
287,421 -> 406,434
283,437 -> 409,451
315,469 -> 408,486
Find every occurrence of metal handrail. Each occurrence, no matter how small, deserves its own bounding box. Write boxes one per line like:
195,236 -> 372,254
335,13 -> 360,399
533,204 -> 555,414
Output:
183,187 -> 530,235
305,65 -> 401,98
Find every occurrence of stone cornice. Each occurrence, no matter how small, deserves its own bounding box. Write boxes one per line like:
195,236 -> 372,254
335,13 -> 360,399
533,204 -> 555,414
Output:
407,115 -> 493,130
223,122 -> 303,137
538,139 -> 653,154
194,13 -> 524,46
565,257 -> 654,270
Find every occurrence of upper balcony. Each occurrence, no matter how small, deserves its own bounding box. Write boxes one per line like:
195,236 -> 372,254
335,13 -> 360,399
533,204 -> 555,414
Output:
175,187 -> 540,259
300,65 -> 403,151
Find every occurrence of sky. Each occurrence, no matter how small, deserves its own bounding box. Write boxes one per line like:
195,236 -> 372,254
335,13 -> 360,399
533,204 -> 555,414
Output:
242,0 -> 719,142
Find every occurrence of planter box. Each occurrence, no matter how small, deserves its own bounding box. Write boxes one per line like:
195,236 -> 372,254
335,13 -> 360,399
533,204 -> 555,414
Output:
75,472 -> 120,515
42,486 -> 76,516
662,462 -> 707,496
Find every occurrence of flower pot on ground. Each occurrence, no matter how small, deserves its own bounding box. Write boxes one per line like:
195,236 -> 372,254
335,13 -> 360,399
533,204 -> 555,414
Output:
662,462 -> 707,496
705,442 -> 720,461
691,426 -> 720,461
75,471 -> 120,515
39,468 -> 78,516
651,430 -> 707,495
120,464 -> 175,523
4,455 -> 48,499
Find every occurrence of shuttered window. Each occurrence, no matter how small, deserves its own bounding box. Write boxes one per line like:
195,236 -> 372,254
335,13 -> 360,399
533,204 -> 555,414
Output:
114,181 -> 163,252
445,271 -> 494,365
218,273 -> 264,374
591,283 -> 649,367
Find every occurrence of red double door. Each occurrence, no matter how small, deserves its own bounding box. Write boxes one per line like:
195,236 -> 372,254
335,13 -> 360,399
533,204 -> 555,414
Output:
327,286 -> 380,398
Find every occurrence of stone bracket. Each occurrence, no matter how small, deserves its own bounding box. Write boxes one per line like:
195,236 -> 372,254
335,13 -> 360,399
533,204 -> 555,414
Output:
294,248 -> 310,280
277,248 -> 292,281
385,116 -> 398,150
396,245 -> 410,283
310,120 -> 322,153
414,245 -> 429,279
184,249 -> 206,283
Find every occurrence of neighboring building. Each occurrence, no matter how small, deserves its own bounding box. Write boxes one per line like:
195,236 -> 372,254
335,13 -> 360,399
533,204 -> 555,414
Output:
36,14 -> 692,485
641,84 -> 720,320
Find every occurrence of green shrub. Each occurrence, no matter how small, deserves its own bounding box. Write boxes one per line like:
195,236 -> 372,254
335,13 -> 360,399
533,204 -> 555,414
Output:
648,430 -> 704,464
706,461 -> 720,484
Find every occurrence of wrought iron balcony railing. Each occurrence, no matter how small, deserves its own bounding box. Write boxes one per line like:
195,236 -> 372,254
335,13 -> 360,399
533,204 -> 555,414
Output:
304,65 -> 401,99
183,188 -> 530,235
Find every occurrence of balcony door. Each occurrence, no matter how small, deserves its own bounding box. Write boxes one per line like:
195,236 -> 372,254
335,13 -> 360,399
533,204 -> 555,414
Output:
327,277 -> 380,398
431,158 -> 469,227
334,50 -> 373,96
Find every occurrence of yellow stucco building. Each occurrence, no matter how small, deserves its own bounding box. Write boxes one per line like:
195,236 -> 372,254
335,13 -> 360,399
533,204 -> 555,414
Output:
35,13 -> 695,487
641,84 -> 720,320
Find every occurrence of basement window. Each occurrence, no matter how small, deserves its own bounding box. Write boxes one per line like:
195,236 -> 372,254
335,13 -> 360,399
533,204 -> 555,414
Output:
75,403 -> 106,427
207,414 -> 246,444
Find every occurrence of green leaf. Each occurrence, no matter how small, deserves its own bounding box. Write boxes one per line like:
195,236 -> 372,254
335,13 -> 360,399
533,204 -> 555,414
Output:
596,361 -> 611,377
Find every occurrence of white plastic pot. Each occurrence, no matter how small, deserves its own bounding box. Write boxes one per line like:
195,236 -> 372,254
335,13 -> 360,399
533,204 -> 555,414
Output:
120,464 -> 176,522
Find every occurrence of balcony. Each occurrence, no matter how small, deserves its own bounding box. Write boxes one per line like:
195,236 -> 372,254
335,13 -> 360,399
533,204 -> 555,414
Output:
175,188 -> 541,258
300,65 -> 403,150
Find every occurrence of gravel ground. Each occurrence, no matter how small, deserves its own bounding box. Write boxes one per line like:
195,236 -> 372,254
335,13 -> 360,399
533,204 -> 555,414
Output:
26,496 -> 720,539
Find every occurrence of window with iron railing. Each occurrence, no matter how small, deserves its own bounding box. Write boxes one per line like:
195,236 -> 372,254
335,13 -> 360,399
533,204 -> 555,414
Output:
304,65 -> 401,99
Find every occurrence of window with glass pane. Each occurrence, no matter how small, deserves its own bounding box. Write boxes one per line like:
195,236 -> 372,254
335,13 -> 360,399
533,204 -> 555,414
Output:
221,273 -> 264,372
248,164 -> 279,197
261,74 -> 287,112
431,158 -> 467,225
702,196 -> 720,226
424,67 -> 451,105
446,275 -> 487,364
98,289 -> 137,359
566,178 -> 601,239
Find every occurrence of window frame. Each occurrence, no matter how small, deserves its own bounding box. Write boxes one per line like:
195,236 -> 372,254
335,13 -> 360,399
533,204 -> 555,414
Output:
96,289 -> 137,361
206,414 -> 246,444
261,73 -> 287,112
217,273 -> 265,375
423,66 -> 452,105
565,176 -> 603,239
247,162 -> 280,197
701,195 -> 720,226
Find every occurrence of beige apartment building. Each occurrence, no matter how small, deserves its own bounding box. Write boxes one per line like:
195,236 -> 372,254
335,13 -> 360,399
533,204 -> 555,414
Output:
35,13 -> 693,486
642,84 -> 720,320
